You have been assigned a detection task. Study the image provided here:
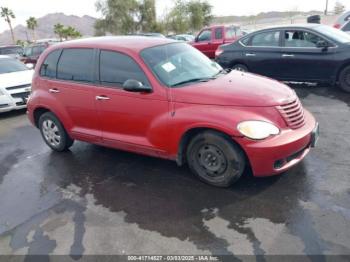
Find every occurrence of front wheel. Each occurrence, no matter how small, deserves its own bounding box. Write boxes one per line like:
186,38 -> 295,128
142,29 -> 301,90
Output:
39,112 -> 74,152
232,64 -> 248,72
338,65 -> 350,93
186,131 -> 246,187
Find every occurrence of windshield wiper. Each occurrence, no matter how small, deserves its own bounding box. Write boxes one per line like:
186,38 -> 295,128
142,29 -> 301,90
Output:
212,69 -> 228,78
170,78 -> 213,87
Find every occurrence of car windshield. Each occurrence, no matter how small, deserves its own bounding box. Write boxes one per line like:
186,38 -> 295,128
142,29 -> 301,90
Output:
0,47 -> 23,55
0,58 -> 28,74
141,42 -> 223,87
315,25 -> 350,43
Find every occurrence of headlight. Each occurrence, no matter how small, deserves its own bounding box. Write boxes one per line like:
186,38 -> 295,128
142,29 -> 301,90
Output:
0,89 -> 4,96
237,121 -> 280,140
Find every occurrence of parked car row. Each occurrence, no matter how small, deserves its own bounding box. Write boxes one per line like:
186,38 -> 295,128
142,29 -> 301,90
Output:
215,24 -> 350,92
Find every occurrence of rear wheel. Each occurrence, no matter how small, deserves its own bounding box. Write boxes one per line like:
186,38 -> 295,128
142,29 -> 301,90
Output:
186,131 -> 246,187
232,64 -> 248,72
39,112 -> 74,152
339,65 -> 350,93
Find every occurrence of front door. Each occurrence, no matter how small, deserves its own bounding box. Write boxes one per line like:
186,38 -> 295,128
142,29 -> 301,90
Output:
278,29 -> 336,82
95,50 -> 169,157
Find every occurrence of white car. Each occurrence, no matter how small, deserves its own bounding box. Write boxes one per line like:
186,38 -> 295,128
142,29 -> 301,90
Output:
0,55 -> 33,113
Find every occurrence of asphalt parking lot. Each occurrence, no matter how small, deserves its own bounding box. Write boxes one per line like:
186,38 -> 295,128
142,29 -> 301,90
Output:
0,85 -> 349,258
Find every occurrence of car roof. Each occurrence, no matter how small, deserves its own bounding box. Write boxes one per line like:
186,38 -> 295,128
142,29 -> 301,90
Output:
0,55 -> 12,59
257,23 -> 323,31
50,36 -> 175,53
0,45 -> 22,49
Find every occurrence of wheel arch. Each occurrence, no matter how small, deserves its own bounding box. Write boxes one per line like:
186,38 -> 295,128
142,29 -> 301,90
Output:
33,107 -> 51,128
336,61 -> 350,82
176,127 -> 249,168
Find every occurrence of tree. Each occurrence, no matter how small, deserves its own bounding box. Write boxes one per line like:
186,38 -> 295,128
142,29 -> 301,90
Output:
95,0 -> 139,35
138,0 -> 158,32
0,7 -> 16,44
166,0 -> 190,34
54,24 -> 81,41
54,23 -> 64,41
187,0 -> 213,31
334,1 -> 345,15
26,17 -> 38,42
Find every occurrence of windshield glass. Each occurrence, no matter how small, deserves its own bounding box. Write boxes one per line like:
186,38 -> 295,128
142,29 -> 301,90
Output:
141,43 -> 223,87
0,58 -> 28,74
316,25 -> 350,43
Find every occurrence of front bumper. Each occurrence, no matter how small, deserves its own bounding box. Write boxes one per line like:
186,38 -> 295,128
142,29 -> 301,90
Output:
235,109 -> 317,177
0,95 -> 28,113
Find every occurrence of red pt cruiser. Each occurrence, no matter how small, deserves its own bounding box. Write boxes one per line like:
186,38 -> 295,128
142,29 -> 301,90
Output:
27,37 -> 319,187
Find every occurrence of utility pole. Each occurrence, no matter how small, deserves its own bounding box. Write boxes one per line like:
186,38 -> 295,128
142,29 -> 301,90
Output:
324,0 -> 329,15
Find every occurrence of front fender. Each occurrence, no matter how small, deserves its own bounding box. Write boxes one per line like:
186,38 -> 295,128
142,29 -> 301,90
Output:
166,103 -> 284,157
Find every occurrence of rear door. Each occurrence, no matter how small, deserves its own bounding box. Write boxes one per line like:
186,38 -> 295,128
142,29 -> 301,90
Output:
95,50 -> 169,156
242,30 -> 283,78
278,29 -> 337,82
43,48 -> 101,142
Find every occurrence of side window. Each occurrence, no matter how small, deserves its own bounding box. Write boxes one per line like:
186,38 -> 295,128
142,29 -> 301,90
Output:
99,50 -> 150,88
251,31 -> 280,47
40,49 -> 61,78
343,22 -> 350,31
57,48 -> 94,83
225,27 -> 239,38
32,46 -> 45,56
197,29 -> 212,42
215,28 -> 223,39
284,31 -> 324,48
240,37 -> 250,46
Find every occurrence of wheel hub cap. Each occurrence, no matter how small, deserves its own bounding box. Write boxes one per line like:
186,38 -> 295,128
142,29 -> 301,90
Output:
198,144 -> 227,176
42,120 -> 61,147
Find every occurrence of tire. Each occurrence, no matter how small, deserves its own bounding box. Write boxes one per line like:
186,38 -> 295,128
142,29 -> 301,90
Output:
186,131 -> 246,187
232,64 -> 248,72
39,112 -> 74,152
338,65 -> 350,93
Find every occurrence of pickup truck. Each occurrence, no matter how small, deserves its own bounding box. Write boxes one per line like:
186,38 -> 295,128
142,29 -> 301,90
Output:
191,25 -> 243,59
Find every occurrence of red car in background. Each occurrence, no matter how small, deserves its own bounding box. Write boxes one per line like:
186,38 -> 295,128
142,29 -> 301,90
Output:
27,37 -> 318,187
191,25 -> 243,59
20,41 -> 58,67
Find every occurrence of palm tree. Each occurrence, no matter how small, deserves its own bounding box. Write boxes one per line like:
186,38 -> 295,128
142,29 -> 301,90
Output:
0,7 -> 16,44
26,17 -> 38,42
54,23 -> 64,41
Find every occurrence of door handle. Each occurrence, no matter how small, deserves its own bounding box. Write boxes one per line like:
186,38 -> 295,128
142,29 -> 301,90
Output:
245,53 -> 256,57
49,88 -> 60,93
96,95 -> 110,101
282,54 -> 295,58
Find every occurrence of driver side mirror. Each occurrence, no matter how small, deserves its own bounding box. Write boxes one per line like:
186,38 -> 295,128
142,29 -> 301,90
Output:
123,79 -> 152,93
316,40 -> 329,50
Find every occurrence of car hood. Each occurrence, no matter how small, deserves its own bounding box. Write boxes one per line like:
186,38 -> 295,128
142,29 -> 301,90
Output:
0,70 -> 33,89
172,71 -> 297,107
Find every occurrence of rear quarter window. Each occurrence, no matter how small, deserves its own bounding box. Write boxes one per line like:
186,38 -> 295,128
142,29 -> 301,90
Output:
57,48 -> 94,83
40,49 -> 62,78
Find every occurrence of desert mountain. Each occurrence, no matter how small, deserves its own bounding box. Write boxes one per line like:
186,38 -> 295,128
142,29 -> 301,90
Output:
0,13 -> 97,44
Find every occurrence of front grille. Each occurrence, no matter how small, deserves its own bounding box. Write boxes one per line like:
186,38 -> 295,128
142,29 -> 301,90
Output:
6,84 -> 31,91
277,98 -> 305,129
11,91 -> 30,99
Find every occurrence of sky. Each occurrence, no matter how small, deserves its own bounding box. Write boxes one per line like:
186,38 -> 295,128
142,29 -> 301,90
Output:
0,0 -> 348,32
